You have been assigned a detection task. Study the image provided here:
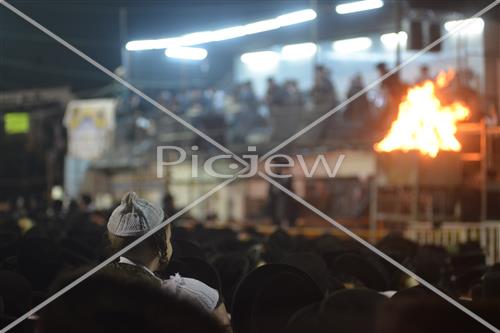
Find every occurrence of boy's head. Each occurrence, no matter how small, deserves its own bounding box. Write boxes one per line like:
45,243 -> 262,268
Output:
107,192 -> 172,265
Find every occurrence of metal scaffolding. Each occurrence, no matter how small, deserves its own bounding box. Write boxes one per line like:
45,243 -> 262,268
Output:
369,121 -> 500,242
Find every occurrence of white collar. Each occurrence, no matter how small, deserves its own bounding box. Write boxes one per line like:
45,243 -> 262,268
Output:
118,256 -> 158,279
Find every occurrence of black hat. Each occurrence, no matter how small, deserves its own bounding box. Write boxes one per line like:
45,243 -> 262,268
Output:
0,231 -> 19,261
319,289 -> 386,333
231,264 -> 323,333
313,234 -> 345,256
281,252 -> 329,294
0,270 -> 32,317
377,233 -> 418,263
376,296 -> 500,333
447,251 -> 487,296
412,245 -> 448,284
172,239 -> 206,260
392,285 -> 439,301
482,271 -> 500,301
450,251 -> 486,271
251,271 -> 324,333
17,237 -> 64,291
263,230 -> 295,263
59,237 -> 96,266
286,302 -> 322,333
287,288 -> 386,333
332,253 -> 390,291
212,254 -> 251,309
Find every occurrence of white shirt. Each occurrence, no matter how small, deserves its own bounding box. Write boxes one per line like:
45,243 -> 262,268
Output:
118,257 -> 219,311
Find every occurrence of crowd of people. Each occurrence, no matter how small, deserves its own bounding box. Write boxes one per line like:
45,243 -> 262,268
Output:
1,191 -> 500,332
150,66 -> 336,117
123,62 -> 487,148
124,64 -> 378,145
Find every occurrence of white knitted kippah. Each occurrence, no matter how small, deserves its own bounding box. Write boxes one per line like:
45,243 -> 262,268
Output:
107,192 -> 164,237
161,273 -> 219,311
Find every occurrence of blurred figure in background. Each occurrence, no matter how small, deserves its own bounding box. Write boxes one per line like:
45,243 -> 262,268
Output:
284,80 -> 303,106
376,62 -> 404,103
457,68 -> 481,122
416,64 -> 432,84
345,74 -> 371,124
375,62 -> 406,132
266,77 -> 285,107
212,87 -> 226,114
311,65 -> 337,108
238,81 -> 258,111
162,192 -> 177,218
266,160 -> 298,228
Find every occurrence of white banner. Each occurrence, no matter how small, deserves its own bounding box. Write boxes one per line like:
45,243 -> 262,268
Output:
63,98 -> 116,161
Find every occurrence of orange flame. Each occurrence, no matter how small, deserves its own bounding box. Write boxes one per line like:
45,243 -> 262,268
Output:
374,70 -> 470,158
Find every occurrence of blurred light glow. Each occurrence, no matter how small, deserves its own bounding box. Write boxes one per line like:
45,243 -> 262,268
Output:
211,26 -> 247,41
380,31 -> 408,49
126,38 -> 177,51
177,31 -> 214,46
165,47 -> 208,60
444,18 -> 484,34
51,186 -> 63,200
275,9 -> 317,25
281,42 -> 317,60
136,116 -> 152,129
335,0 -> 383,14
240,51 -> 280,71
244,19 -> 281,34
333,37 -> 372,53
126,9 -> 317,51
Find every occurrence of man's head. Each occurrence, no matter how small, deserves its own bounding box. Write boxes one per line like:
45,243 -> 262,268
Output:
420,65 -> 429,76
79,194 -> 92,211
107,192 -> 172,266
376,62 -> 388,75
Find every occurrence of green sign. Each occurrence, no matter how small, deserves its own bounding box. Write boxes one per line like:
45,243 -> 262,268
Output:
4,112 -> 30,134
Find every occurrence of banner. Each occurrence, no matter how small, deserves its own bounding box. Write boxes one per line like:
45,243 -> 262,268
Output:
63,98 -> 116,161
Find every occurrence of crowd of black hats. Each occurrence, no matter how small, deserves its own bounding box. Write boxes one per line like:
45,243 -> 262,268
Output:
2,203 -> 500,333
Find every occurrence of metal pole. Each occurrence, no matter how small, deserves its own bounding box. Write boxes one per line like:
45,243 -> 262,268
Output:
369,161 -> 379,243
119,7 -> 130,114
413,154 -> 420,222
46,151 -> 54,206
394,0 -> 403,66
310,0 -> 319,67
480,119 -> 487,221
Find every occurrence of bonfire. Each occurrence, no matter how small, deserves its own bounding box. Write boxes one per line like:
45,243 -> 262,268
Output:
374,71 -> 470,158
